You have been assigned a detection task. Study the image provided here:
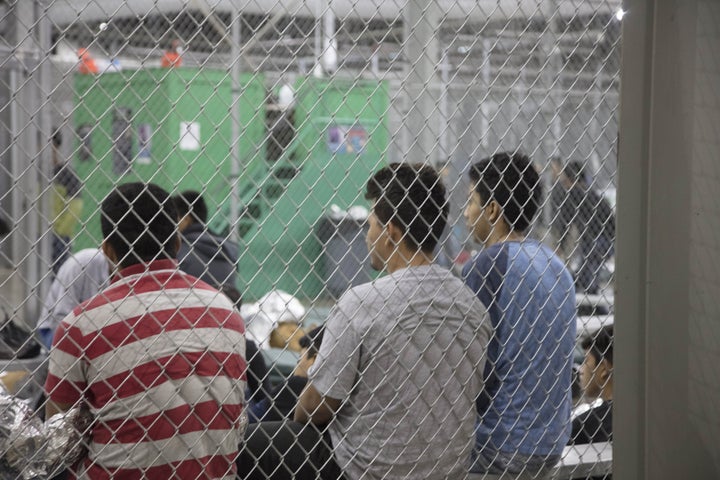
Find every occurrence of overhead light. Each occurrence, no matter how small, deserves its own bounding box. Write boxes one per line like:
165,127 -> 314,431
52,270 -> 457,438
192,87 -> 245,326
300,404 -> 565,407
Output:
614,9 -> 626,21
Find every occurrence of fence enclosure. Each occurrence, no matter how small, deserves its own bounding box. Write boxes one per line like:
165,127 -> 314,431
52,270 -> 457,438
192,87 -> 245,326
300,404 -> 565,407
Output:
0,1 -> 620,479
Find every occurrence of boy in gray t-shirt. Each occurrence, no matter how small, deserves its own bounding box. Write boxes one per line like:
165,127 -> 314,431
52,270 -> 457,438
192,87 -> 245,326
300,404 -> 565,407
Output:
309,264 -> 490,479
293,163 -> 490,479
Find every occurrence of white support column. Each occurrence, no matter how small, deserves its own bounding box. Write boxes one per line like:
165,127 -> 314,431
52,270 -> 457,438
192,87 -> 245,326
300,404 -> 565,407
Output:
313,0 -> 323,77
539,3 -> 563,230
403,0 -> 441,165
438,47 -> 450,164
480,38 -> 491,149
10,1 -> 42,324
321,4 -> 337,74
36,0 -> 54,315
229,6 -> 242,246
588,64 -> 604,181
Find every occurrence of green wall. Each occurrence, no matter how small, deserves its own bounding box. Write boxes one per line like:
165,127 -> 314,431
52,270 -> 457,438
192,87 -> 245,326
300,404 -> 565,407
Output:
237,77 -> 389,300
72,68 -> 265,251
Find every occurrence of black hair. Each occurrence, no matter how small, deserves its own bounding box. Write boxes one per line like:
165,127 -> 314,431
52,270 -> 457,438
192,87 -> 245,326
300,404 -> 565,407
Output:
173,190 -> 208,225
468,152 -> 542,232
101,182 -> 179,269
581,325 -> 614,366
298,325 -> 325,359
221,285 -> 243,309
52,128 -> 62,147
365,163 -> 448,253
0,217 -> 10,236
563,161 -> 588,185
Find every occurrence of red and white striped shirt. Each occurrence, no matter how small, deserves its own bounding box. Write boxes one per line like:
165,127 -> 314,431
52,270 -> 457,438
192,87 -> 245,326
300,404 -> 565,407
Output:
45,259 -> 246,480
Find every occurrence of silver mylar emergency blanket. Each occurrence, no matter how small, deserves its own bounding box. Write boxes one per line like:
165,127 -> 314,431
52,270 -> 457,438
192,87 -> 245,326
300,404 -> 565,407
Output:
0,386 -> 91,479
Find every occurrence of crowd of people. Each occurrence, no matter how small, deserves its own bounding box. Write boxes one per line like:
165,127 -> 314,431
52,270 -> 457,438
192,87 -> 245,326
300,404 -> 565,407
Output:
17,151 -> 615,479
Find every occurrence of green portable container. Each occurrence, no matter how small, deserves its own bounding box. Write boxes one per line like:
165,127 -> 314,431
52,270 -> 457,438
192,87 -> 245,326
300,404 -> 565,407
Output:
72,68 -> 266,251
233,77 -> 390,301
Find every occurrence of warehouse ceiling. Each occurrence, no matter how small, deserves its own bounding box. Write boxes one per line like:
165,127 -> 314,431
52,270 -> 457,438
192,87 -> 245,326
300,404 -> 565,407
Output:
50,4 -> 621,88
47,0 -> 621,24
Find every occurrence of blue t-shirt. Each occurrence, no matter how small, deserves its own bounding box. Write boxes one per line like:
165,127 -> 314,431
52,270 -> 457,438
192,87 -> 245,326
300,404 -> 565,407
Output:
463,240 -> 576,457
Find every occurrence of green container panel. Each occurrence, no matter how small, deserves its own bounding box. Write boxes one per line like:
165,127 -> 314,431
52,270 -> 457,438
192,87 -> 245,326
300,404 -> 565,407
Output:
72,68 -> 265,251
238,77 -> 390,300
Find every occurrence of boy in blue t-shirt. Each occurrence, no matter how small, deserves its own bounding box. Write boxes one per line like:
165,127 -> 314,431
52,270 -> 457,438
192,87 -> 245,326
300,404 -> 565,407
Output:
463,152 -> 577,476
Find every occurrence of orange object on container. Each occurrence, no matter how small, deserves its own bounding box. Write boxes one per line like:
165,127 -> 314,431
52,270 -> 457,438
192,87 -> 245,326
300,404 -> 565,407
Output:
78,48 -> 98,74
161,40 -> 183,68
161,51 -> 182,68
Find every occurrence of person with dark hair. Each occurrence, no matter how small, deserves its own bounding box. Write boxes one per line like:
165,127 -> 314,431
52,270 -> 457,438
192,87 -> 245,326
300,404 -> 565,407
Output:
295,325 -> 323,374
44,182 -> 247,479
176,190 -> 209,226
173,190 -> 239,289
463,152 -> 577,476
237,163 -> 491,480
50,128 -> 84,273
557,160 -> 615,294
37,248 -> 110,348
570,325 -> 613,445
222,285 -> 272,408
549,157 -> 575,257
249,325 -> 325,423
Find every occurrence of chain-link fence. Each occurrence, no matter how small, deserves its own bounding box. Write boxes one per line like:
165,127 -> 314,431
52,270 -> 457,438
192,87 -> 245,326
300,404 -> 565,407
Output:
0,0 -> 619,478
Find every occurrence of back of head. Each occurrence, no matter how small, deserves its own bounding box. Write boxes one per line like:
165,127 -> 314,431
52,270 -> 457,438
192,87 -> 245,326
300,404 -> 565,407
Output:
563,161 -> 588,185
581,325 -> 614,366
299,325 -> 325,358
173,190 -> 208,225
101,183 -> 179,268
365,163 -> 448,253
52,127 -> 62,148
469,151 -> 542,232
221,285 -> 243,309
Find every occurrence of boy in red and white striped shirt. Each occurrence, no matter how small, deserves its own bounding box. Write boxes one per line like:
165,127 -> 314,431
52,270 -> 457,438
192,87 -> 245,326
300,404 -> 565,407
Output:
45,182 -> 246,480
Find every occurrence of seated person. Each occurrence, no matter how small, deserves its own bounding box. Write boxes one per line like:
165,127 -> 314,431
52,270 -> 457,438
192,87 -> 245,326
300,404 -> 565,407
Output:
269,321 -> 308,352
237,163 -> 491,480
173,190 -> 239,289
222,286 -> 271,406
44,183 -> 246,478
242,290 -> 309,352
249,326 -> 324,422
570,325 -> 613,444
0,314 -> 40,360
37,248 -> 109,348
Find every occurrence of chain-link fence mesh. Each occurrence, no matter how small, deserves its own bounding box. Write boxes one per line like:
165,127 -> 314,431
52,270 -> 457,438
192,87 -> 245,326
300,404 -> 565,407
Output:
0,0 -> 620,478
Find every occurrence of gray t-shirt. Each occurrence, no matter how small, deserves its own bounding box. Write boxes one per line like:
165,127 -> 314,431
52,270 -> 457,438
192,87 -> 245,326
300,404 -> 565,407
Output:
309,264 -> 491,480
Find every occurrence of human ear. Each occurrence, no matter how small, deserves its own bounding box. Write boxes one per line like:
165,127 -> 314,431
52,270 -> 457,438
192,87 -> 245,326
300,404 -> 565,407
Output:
178,215 -> 192,233
173,233 -> 181,256
386,221 -> 403,246
598,359 -> 612,381
487,200 -> 503,224
101,240 -> 118,266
